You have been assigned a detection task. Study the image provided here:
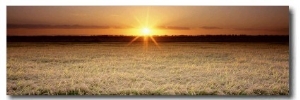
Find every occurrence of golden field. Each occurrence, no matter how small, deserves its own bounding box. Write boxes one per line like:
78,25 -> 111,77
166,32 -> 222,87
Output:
7,42 -> 289,95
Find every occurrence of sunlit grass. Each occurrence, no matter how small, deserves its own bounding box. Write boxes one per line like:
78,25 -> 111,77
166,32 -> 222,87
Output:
7,42 -> 289,95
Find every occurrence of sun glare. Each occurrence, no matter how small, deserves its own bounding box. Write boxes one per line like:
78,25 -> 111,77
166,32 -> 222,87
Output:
142,28 -> 151,35
127,7 -> 160,49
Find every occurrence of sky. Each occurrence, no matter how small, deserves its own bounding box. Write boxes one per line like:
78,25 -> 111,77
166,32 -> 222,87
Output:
7,6 -> 289,36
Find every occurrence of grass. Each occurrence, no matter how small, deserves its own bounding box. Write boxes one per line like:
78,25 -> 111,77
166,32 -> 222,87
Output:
7,42 -> 289,95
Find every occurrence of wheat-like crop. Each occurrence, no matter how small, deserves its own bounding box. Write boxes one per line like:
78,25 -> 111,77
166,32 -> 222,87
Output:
7,42 -> 289,95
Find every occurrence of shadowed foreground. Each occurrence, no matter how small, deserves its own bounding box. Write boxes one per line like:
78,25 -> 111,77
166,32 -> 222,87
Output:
7,42 -> 289,95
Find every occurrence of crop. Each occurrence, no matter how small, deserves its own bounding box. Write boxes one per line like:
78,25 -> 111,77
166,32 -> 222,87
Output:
7,42 -> 289,95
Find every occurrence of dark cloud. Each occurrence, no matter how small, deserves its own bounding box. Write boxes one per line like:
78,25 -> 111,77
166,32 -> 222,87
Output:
112,26 -> 133,29
157,26 -> 190,30
7,24 -> 134,29
270,28 -> 289,32
234,28 -> 261,31
200,26 -> 223,30
234,27 -> 289,33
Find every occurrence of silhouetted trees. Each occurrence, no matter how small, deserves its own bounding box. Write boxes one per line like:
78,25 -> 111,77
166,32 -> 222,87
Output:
7,35 -> 289,42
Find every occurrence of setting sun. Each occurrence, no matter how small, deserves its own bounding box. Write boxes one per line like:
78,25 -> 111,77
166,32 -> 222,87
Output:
142,28 -> 151,35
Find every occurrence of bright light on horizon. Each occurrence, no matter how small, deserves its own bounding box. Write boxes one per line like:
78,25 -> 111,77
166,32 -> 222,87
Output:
142,27 -> 151,36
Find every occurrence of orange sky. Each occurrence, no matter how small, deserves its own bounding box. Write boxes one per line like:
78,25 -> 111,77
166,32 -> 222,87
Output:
7,6 -> 289,36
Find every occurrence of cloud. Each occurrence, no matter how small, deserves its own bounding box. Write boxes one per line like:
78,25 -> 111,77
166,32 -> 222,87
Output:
157,26 -> 190,30
200,26 -> 223,30
233,27 -> 289,32
269,28 -> 289,32
112,26 -> 133,29
233,28 -> 260,31
7,24 -> 133,29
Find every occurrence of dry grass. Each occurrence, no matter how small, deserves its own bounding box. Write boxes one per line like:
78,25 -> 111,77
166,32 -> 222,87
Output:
7,42 -> 289,95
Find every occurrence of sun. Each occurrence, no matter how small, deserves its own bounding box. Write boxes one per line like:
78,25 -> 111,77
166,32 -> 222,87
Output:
142,27 -> 151,36
127,7 -> 160,49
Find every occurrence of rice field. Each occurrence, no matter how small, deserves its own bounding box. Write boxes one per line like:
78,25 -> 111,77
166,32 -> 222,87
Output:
6,42 -> 289,95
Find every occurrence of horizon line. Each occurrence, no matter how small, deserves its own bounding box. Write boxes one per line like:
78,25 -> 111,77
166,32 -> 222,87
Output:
7,34 -> 289,37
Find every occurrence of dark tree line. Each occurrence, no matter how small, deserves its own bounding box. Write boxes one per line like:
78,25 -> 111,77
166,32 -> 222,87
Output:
7,35 -> 289,42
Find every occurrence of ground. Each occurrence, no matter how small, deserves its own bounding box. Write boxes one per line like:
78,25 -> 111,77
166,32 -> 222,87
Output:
7,42 -> 289,95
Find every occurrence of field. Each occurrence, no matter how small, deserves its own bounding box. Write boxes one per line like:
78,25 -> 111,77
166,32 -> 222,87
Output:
7,42 -> 289,95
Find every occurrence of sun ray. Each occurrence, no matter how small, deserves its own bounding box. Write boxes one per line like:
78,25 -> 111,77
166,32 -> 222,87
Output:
143,36 -> 148,51
146,7 -> 149,26
126,36 -> 140,46
150,36 -> 161,49
134,16 -> 142,27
